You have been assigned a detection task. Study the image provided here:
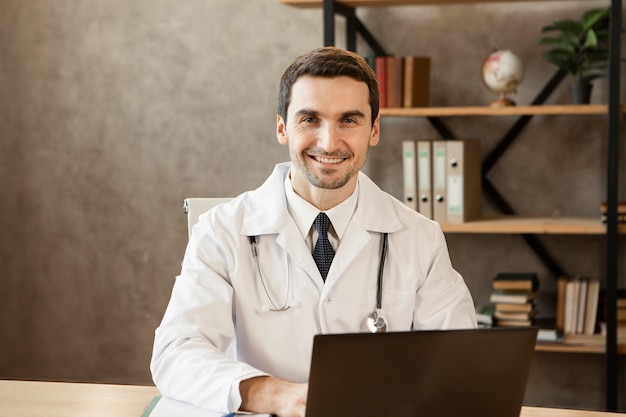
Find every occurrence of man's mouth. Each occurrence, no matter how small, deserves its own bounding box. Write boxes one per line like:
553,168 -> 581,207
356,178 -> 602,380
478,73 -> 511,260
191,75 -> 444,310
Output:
313,156 -> 344,164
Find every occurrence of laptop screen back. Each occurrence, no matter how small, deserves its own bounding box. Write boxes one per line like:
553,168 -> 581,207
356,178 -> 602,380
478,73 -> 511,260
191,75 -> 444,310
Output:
305,327 -> 538,417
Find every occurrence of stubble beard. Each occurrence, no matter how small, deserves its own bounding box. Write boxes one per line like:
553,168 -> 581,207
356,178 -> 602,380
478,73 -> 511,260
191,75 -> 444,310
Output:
292,147 -> 369,190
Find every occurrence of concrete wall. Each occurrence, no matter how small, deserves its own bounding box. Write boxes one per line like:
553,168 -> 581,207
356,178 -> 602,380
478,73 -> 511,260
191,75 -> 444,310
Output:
0,0 -> 624,411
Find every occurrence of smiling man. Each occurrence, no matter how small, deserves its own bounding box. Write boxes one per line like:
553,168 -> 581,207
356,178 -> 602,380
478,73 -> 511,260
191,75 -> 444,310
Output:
151,47 -> 476,417
277,73 -> 379,210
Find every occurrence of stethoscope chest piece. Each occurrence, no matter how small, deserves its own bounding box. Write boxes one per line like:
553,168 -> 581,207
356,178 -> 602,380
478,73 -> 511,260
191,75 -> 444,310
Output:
367,309 -> 388,333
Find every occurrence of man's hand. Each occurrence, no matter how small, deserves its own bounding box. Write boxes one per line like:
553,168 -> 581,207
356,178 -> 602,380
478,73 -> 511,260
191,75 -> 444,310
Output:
240,375 -> 307,417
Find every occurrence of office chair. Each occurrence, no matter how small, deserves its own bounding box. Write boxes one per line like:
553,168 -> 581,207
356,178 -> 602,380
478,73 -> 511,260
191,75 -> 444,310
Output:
183,198 -> 232,238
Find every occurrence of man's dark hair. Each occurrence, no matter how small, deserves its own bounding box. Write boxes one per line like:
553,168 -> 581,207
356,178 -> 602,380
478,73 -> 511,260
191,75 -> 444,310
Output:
278,46 -> 379,127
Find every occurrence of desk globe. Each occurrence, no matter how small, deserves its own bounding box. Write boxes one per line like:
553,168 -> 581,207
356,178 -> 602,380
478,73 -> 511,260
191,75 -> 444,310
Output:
482,49 -> 524,107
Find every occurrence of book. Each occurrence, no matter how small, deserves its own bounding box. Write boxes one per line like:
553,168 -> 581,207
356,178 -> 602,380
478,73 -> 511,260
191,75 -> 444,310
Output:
563,332 -> 626,346
563,277 -> 581,334
575,278 -> 588,334
489,290 -> 538,304
599,200 -> 626,214
495,319 -> 533,327
403,56 -> 430,108
600,213 -> 626,223
556,276 -> 568,332
495,302 -> 535,313
475,304 -> 495,327
583,278 -> 600,335
492,272 -> 539,292
535,317 -> 563,342
386,55 -> 404,108
562,276 -> 600,335
494,308 -> 537,321
375,56 -> 388,108
599,321 -> 626,338
596,288 -> 626,324
599,201 -> 626,223
537,328 -> 562,342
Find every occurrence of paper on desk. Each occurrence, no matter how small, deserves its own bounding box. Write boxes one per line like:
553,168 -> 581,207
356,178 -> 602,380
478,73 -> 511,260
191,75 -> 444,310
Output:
142,396 -> 271,417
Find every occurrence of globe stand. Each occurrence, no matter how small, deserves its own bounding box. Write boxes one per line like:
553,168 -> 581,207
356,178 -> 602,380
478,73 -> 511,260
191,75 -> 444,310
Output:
491,94 -> 516,107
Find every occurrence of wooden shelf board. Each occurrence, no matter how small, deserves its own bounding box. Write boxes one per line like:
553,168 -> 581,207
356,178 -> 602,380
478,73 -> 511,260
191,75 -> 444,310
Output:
380,104 -> 626,117
280,0 -> 560,8
439,216 -> 626,234
536,343 -> 626,355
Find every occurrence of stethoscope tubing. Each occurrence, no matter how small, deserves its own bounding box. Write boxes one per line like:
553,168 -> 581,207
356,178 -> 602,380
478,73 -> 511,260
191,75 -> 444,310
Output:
376,233 -> 388,310
249,232 -> 389,331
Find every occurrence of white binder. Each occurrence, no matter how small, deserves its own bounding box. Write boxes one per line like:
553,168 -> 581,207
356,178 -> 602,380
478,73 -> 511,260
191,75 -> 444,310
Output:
401,140 -> 418,210
432,140 -> 448,223
417,140 -> 433,219
445,139 -> 482,223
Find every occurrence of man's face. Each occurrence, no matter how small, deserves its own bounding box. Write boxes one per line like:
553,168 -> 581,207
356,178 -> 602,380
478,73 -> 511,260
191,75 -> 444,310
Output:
276,75 -> 380,202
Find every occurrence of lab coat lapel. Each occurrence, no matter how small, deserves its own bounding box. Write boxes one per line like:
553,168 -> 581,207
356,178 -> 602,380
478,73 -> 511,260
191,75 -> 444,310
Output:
352,172 -> 404,234
323,172 -> 403,285
239,164 -> 405,288
240,163 -> 322,285
240,163 -> 290,237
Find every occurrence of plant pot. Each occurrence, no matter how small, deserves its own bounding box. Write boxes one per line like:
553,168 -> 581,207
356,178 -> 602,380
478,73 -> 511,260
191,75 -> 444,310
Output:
569,82 -> 593,104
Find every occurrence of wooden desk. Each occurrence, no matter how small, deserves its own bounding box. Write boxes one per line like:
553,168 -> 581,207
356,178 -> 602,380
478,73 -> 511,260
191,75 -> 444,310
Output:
0,380 -> 159,417
0,380 -> 622,417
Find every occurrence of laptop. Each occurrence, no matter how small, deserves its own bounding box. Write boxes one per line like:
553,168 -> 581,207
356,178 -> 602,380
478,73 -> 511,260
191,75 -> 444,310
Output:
305,327 -> 538,417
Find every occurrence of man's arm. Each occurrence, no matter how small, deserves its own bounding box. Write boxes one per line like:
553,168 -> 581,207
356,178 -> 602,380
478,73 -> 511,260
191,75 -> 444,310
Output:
240,376 -> 307,417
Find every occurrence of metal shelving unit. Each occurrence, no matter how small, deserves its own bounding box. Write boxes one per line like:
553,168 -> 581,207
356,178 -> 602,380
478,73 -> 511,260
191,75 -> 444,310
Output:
280,0 -> 622,410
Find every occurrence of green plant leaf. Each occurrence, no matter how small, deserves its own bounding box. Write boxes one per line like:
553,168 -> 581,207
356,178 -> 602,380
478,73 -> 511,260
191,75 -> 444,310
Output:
583,30 -> 599,49
541,19 -> 581,33
581,8 -> 610,31
537,6 -> 611,82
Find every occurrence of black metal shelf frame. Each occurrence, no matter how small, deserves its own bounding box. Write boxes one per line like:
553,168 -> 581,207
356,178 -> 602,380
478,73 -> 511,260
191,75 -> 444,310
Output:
321,0 -> 621,411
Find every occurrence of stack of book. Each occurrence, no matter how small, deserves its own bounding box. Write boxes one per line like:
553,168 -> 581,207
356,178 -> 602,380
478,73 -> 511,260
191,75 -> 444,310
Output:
556,275 -> 600,336
489,272 -> 539,327
600,201 -> 626,223
367,55 -> 431,109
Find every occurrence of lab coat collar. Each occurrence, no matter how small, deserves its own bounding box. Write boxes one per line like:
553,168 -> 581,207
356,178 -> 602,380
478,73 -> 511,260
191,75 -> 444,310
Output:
239,162 -> 404,237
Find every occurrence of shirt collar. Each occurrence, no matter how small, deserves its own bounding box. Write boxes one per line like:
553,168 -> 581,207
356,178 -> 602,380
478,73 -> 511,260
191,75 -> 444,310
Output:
284,171 -> 359,240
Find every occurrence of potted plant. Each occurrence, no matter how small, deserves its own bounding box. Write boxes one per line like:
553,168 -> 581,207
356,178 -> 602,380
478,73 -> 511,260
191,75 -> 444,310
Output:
538,7 -> 610,104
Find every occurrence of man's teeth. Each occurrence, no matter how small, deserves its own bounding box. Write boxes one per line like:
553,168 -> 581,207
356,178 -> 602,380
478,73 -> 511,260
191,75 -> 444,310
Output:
316,157 -> 342,164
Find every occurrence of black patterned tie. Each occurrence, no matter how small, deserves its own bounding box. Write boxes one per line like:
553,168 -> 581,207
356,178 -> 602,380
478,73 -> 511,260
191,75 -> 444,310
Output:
313,213 -> 335,281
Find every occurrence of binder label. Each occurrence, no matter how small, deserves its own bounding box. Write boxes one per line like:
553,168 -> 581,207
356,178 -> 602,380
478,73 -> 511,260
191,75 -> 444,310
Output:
433,148 -> 446,189
403,149 -> 416,190
418,149 -> 431,190
447,174 -> 463,215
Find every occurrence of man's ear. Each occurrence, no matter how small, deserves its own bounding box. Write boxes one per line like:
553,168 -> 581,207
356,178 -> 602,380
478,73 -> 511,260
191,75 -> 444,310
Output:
276,115 -> 288,145
369,115 -> 381,147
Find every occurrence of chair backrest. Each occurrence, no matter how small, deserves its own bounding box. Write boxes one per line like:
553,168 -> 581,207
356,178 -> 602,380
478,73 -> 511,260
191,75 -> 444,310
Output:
182,197 -> 235,358
183,198 -> 232,238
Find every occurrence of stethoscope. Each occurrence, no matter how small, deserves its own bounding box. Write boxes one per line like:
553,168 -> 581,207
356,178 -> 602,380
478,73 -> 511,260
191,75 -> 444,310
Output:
248,232 -> 389,333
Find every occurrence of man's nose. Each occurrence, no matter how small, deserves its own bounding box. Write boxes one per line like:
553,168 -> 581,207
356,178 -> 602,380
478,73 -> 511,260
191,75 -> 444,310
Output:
318,123 -> 341,152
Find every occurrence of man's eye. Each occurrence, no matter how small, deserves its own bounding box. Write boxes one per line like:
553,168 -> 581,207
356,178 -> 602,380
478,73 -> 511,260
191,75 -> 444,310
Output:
302,117 -> 317,123
343,117 -> 356,124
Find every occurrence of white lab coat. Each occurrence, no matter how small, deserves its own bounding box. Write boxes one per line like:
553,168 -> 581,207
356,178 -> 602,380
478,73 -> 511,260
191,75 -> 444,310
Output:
151,162 -> 476,412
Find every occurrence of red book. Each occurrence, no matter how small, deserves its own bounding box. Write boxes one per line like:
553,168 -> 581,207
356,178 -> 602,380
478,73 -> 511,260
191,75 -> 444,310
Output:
386,56 -> 404,108
375,56 -> 387,109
